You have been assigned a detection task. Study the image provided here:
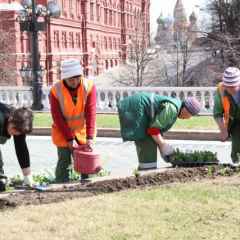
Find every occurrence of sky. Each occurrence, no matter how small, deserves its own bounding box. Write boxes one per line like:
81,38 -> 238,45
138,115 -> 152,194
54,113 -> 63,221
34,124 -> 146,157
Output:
150,0 -> 207,34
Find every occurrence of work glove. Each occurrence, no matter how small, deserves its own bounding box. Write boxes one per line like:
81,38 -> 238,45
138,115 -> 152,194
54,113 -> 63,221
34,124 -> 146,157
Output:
86,139 -> 94,151
220,129 -> 229,142
67,140 -> 74,151
159,143 -> 175,161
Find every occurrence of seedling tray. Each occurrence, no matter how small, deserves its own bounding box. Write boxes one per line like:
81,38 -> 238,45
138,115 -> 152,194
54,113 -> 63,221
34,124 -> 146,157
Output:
167,149 -> 219,168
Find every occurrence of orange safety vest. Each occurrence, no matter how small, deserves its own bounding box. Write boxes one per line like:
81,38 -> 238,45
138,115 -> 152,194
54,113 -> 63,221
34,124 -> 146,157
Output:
50,78 -> 95,147
217,83 -> 231,128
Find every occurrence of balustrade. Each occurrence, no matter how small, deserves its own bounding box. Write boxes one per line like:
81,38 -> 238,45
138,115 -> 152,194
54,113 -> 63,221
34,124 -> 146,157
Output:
0,86 -> 216,114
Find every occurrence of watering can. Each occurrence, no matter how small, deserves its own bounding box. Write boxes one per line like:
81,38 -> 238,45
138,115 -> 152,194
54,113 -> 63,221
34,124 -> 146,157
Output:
73,144 -> 102,174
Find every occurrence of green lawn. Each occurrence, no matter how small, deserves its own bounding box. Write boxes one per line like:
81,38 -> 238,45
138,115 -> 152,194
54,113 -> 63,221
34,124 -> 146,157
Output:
1,179 -> 240,240
34,113 -> 218,130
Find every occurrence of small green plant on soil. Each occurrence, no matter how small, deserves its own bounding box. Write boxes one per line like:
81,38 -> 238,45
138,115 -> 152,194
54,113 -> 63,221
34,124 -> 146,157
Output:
207,165 -> 215,177
168,148 -> 219,167
133,168 -> 140,178
96,169 -> 111,177
68,166 -> 110,181
9,175 -> 23,186
8,167 -> 111,189
33,171 -> 55,185
217,166 -> 233,176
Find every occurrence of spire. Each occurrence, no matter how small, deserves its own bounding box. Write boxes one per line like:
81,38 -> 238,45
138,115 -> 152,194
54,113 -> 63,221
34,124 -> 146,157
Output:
189,11 -> 197,23
173,0 -> 187,24
173,0 -> 188,42
156,13 -> 164,25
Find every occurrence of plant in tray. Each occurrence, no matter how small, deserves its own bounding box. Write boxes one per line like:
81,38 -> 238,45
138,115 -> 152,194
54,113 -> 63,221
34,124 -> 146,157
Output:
168,148 -> 219,167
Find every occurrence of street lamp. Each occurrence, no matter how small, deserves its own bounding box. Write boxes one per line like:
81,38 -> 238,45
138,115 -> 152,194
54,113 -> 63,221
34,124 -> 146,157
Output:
17,0 -> 60,110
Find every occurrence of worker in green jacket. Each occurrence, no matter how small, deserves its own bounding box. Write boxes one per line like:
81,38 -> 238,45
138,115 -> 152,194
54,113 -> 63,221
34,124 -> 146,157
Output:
213,67 -> 240,167
117,92 -> 201,170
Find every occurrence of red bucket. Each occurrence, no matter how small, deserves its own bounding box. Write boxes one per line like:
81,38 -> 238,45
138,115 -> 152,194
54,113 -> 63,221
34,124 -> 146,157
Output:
73,145 -> 101,174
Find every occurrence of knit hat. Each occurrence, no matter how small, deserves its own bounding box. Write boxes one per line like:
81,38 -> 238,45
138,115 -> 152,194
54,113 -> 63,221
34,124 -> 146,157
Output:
61,59 -> 83,80
183,97 -> 201,116
222,67 -> 240,87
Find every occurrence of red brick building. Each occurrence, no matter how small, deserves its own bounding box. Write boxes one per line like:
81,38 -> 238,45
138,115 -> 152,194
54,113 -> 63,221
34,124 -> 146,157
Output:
0,0 -> 150,86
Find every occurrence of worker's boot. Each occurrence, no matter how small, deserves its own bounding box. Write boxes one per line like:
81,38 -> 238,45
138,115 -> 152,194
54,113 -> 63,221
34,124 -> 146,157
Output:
55,147 -> 72,183
135,137 -> 157,170
0,175 -> 7,192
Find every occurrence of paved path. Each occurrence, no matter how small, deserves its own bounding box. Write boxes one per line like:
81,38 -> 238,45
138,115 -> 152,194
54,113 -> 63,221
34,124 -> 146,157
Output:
1,137 -> 232,178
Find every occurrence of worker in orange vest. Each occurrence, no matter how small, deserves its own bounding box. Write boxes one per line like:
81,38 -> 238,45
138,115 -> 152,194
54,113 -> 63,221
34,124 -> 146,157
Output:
49,59 -> 97,182
214,67 -> 240,167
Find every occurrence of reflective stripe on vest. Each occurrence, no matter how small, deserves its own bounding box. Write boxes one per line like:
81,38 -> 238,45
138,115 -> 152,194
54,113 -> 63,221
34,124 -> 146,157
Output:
54,79 -> 89,119
218,83 -> 230,128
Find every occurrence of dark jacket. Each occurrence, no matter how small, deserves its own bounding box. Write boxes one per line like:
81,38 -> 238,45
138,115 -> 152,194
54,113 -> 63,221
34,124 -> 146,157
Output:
0,103 -> 30,170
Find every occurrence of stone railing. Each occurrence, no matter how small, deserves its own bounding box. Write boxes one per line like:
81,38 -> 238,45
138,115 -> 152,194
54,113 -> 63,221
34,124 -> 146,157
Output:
96,87 -> 216,115
0,86 -> 216,114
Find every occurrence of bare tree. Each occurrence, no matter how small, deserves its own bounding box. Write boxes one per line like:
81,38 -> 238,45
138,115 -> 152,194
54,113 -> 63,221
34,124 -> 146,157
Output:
170,33 -> 193,86
207,0 -> 240,67
114,15 -> 157,87
0,29 -> 17,85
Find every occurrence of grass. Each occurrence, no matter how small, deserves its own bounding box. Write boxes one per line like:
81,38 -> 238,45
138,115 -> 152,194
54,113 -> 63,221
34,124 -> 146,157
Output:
1,180 -> 240,240
33,113 -> 218,130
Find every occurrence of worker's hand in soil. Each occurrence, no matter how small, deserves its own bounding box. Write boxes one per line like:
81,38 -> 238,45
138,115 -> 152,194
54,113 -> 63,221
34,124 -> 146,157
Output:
220,129 -> 228,142
160,143 -> 174,158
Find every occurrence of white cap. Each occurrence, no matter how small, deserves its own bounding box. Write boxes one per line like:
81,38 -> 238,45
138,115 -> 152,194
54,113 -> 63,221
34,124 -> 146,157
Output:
61,59 -> 83,80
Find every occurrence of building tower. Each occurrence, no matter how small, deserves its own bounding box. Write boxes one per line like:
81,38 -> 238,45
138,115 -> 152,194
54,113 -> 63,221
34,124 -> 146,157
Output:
173,0 -> 188,42
188,11 -> 198,44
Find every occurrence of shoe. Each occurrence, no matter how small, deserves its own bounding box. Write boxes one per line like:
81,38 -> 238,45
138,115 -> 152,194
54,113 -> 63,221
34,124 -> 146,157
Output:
0,178 -> 6,192
23,175 -> 33,187
138,162 -> 157,171
137,166 -> 157,171
80,174 -> 90,184
229,162 -> 240,168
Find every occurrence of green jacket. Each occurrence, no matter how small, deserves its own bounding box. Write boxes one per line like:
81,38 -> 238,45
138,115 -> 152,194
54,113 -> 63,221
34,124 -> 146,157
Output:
214,89 -> 240,133
117,92 -> 182,141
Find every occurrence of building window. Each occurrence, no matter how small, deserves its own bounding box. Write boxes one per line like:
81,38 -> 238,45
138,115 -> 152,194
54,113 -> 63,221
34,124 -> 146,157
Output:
69,0 -> 73,16
76,33 -> 81,49
69,32 -> 74,48
113,38 -> 116,49
109,10 -> 112,25
109,37 -> 112,49
62,32 -> 67,48
76,0 -> 80,18
113,11 -> 116,26
54,31 -> 60,48
54,31 -> 57,48
90,2 -> 94,21
96,36 -> 99,48
118,13 -> 121,27
96,4 -> 100,22
104,37 -> 107,49
104,8 -> 108,24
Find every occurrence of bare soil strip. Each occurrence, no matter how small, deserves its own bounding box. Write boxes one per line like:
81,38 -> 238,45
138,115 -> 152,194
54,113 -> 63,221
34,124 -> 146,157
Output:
0,166 -> 238,210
